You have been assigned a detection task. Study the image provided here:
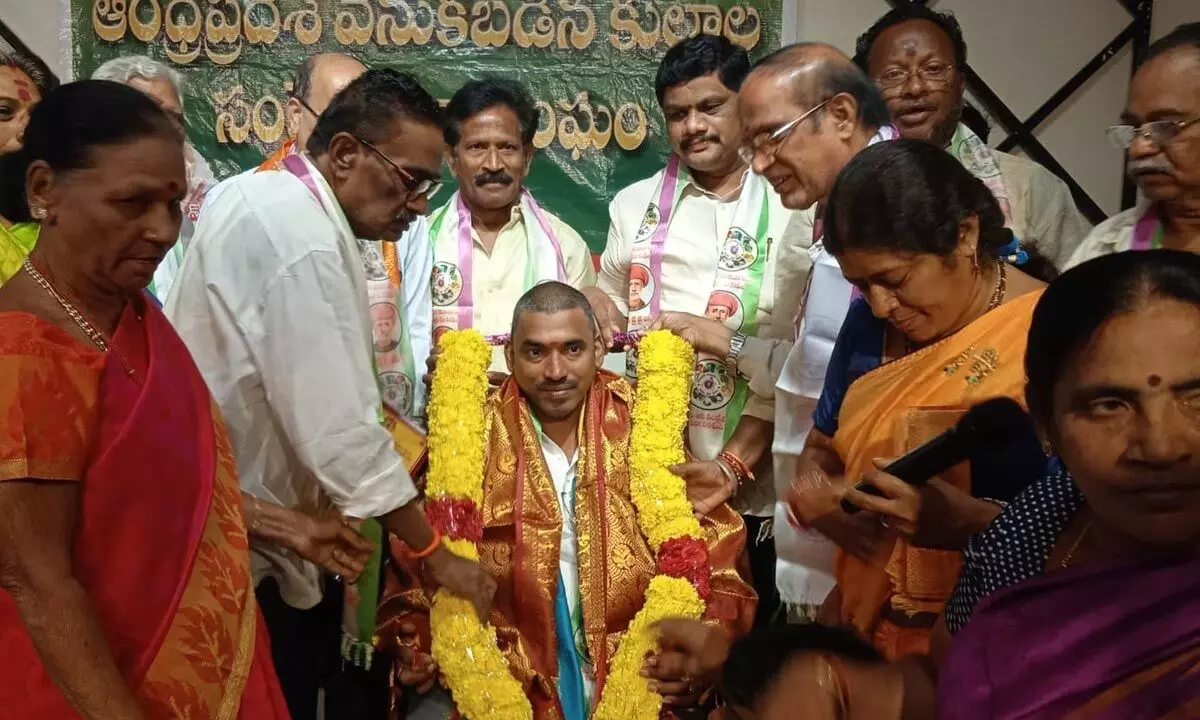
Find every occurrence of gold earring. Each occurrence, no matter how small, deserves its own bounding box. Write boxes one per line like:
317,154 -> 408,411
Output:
30,206 -> 46,220
1041,439 -> 1054,457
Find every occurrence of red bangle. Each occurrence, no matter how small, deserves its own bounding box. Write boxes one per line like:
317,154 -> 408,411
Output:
718,450 -> 754,484
410,528 -> 442,559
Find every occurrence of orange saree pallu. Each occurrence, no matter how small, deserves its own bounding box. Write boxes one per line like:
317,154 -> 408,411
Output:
0,301 -> 288,719
831,290 -> 1042,660
379,371 -> 754,719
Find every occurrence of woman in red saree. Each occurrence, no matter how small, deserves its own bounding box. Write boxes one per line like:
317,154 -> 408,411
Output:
0,81 -> 289,718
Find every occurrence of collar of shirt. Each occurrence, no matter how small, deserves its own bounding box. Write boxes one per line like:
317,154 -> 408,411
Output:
468,201 -> 526,248
681,166 -> 750,203
298,153 -> 359,249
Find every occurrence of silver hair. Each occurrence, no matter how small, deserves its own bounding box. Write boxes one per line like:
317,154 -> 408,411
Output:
91,56 -> 183,105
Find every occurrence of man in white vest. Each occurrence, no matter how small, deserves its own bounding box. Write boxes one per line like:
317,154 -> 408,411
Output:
427,77 -> 594,374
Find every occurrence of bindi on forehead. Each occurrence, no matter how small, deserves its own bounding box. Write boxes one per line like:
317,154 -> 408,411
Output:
1148,374 -> 1162,387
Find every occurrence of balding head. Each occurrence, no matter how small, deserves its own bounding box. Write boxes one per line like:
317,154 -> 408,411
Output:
287,53 -> 368,148
748,43 -> 890,129
739,42 -> 892,210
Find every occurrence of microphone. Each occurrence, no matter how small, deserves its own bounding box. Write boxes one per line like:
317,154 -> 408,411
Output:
840,397 -> 1030,515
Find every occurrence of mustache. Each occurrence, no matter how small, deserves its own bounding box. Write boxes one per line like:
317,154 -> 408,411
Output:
682,133 -> 718,150
1129,158 -> 1174,176
474,170 -> 513,186
536,380 -> 577,392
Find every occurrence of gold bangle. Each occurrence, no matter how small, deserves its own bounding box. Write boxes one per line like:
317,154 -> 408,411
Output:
249,495 -> 262,533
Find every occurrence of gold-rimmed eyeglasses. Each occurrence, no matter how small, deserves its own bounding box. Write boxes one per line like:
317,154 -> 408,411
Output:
875,62 -> 956,91
739,97 -> 834,165
1106,117 -> 1200,150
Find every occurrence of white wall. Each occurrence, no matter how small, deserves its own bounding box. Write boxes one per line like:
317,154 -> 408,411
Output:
0,0 -> 71,81
791,0 -> 1199,217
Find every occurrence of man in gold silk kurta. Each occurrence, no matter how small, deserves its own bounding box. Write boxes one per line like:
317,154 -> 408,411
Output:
379,282 -> 756,720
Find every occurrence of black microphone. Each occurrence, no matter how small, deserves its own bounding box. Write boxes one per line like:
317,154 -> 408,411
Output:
840,397 -> 1030,514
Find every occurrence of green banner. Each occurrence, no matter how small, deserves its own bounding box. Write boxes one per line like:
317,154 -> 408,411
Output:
72,0 -> 782,252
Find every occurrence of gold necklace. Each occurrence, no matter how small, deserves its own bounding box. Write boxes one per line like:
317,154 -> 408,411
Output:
986,261 -> 1008,311
23,258 -> 137,378
1059,520 -> 1093,569
24,257 -> 111,350
902,261 -> 1008,356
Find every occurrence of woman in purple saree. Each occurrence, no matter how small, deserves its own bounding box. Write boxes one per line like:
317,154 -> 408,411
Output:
937,249 -> 1200,718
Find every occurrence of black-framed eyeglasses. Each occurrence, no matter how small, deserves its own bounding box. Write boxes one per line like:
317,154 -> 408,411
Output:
738,97 -> 833,165
293,94 -> 320,119
875,62 -> 957,91
355,136 -> 443,200
1106,117 -> 1200,150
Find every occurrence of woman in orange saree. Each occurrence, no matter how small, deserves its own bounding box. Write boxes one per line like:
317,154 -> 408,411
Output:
788,141 -> 1049,661
0,81 -> 288,718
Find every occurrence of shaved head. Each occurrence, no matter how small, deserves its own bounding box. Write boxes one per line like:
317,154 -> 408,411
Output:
288,52 -> 368,148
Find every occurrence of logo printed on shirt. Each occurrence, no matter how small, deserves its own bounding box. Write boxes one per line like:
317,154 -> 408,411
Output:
718,227 -> 759,272
633,204 -> 660,244
690,359 -> 736,411
431,261 -> 463,306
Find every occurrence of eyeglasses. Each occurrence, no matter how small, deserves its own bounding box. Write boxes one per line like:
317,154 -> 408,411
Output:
1106,117 -> 1200,150
355,136 -> 443,200
293,95 -> 319,119
875,62 -> 956,91
739,97 -> 833,165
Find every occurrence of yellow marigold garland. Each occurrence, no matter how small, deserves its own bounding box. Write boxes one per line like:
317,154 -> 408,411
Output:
425,330 -> 533,720
593,330 -> 707,720
426,329 -> 707,720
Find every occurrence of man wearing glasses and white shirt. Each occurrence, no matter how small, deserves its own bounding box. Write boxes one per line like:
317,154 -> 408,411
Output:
166,69 -> 494,720
588,42 -> 898,623
1066,22 -> 1200,267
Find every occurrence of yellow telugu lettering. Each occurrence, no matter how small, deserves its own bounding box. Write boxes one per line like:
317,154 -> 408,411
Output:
609,0 -> 661,51
204,0 -> 244,65
163,0 -> 202,65
513,0 -> 555,49
210,86 -> 648,156
242,0 -> 282,44
129,0 -> 163,42
92,0 -> 129,42
375,0 -> 436,47
213,85 -> 253,144
556,0 -> 595,50
436,0 -> 470,47
469,0 -> 511,48
334,0 -> 375,45
283,0 -> 324,45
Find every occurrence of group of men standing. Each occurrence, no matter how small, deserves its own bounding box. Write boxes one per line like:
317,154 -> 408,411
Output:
57,4 -> 1199,719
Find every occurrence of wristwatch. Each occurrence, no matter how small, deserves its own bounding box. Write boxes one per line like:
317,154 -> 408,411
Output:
724,331 -> 747,371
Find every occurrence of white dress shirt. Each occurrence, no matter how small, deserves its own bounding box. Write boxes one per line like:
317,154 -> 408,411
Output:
600,170 -> 795,516
165,154 -> 419,609
430,201 -> 596,371
1064,202 -> 1144,270
394,214 -> 434,419
538,431 -> 596,703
